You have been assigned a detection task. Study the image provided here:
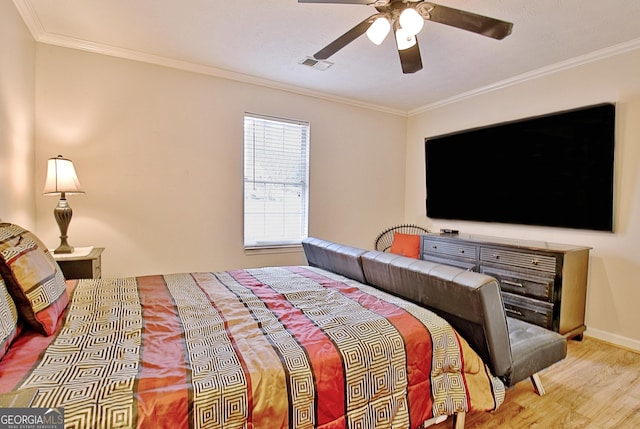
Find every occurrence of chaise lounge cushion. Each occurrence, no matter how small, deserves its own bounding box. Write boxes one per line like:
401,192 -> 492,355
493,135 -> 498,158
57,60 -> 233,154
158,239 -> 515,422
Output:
506,317 -> 567,386
301,237 -> 367,283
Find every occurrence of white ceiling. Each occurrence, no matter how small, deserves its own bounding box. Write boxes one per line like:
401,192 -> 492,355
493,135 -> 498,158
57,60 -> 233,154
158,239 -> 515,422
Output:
13,0 -> 640,114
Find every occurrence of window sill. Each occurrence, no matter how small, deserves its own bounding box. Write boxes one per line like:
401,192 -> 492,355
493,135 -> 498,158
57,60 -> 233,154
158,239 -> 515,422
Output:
244,244 -> 304,256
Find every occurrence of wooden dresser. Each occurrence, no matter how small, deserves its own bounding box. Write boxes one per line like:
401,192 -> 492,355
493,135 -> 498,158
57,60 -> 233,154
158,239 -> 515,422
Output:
420,233 -> 590,338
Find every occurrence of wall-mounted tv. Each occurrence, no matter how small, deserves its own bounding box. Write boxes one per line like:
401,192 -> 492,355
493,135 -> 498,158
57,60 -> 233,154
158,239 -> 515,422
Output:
425,103 -> 615,231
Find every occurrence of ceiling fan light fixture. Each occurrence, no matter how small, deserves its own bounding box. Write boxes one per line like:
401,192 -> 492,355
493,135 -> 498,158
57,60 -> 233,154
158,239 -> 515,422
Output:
399,7 -> 424,36
366,16 -> 391,45
395,27 -> 416,50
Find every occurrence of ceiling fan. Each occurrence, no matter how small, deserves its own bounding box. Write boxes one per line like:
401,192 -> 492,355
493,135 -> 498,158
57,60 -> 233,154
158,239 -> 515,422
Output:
299,0 -> 513,74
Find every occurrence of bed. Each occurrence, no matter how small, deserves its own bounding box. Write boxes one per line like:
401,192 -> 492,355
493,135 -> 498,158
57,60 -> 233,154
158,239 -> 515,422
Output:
0,223 -> 504,428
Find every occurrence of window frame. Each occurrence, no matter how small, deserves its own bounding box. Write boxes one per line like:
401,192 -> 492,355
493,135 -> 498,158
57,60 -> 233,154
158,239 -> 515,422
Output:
242,112 -> 310,250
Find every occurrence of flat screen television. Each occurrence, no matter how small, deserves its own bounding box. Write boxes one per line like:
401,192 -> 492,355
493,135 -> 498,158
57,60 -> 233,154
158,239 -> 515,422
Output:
425,103 -> 615,231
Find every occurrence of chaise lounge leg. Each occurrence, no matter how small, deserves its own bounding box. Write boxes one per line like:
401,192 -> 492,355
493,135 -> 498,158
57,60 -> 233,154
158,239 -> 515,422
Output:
530,373 -> 546,396
453,411 -> 466,429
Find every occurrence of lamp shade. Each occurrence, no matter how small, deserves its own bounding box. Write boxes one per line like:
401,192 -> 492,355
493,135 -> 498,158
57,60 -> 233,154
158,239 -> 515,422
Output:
43,155 -> 84,195
399,7 -> 424,36
366,16 -> 391,45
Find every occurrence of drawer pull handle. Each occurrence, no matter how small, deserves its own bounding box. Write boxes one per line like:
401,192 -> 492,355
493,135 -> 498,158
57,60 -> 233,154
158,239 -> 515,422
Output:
503,280 -> 524,288
505,308 -> 523,316
531,259 -> 539,266
492,254 -> 500,259
459,249 -> 465,254
432,245 -> 438,249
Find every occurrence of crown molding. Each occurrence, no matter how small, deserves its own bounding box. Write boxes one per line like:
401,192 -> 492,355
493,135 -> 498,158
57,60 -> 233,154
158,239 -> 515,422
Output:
12,0 -> 45,39
408,37 -> 640,117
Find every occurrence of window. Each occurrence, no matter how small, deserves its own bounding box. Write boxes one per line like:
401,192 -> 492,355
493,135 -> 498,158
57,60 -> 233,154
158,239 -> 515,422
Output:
243,113 -> 309,248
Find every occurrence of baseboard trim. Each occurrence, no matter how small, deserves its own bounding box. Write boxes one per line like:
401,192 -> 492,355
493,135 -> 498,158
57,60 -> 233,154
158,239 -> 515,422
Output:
585,327 -> 640,353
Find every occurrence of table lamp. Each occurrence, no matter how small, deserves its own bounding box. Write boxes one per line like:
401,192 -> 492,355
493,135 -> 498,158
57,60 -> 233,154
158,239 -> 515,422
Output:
43,155 -> 84,254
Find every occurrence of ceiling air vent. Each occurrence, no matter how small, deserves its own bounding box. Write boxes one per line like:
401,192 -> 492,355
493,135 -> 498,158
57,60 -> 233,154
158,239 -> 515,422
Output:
299,56 -> 333,71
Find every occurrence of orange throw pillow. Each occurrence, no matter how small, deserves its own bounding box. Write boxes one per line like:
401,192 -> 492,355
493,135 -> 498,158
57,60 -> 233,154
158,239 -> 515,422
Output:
389,233 -> 420,259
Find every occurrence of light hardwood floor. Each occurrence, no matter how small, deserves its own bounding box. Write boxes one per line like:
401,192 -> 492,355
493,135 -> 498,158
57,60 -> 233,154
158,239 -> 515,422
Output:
434,337 -> 640,429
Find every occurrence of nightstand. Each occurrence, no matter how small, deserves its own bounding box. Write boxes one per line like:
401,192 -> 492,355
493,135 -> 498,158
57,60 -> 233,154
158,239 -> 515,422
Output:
53,247 -> 104,279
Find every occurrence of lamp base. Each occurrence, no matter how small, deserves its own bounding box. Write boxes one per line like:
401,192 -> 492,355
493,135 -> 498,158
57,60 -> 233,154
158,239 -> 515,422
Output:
53,242 -> 74,254
53,197 -> 74,254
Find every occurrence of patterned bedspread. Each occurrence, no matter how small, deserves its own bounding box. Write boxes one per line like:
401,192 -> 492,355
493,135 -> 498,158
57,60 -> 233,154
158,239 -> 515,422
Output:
0,266 -> 504,428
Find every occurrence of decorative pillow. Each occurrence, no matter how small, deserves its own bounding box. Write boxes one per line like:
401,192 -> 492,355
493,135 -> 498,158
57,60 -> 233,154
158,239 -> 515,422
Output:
389,232 -> 421,259
0,223 -> 68,336
0,277 -> 21,360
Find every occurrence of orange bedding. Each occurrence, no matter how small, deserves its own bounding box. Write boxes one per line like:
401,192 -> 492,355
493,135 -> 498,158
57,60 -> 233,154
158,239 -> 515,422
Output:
0,266 -> 504,428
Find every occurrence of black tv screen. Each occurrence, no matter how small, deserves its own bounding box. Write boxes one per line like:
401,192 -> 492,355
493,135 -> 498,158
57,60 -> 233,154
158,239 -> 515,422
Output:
425,103 -> 615,231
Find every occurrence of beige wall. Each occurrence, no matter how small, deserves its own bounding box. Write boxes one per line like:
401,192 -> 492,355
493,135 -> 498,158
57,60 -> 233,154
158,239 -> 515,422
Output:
0,0 -> 36,227
34,45 -> 407,277
406,47 -> 640,350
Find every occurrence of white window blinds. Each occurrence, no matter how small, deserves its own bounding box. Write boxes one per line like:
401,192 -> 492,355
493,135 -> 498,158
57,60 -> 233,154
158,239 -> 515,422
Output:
243,113 -> 310,248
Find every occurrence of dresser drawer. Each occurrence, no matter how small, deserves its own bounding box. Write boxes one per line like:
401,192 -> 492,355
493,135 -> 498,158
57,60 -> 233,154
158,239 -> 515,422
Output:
480,247 -> 556,273
481,266 -> 554,301
423,238 -> 477,261
502,292 -> 554,329
423,254 -> 477,271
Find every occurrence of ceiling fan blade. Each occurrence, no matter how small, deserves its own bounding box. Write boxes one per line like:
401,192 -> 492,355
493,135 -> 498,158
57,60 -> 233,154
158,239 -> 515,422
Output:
418,2 -> 513,40
397,40 -> 423,74
298,0 -> 376,4
313,15 -> 376,60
